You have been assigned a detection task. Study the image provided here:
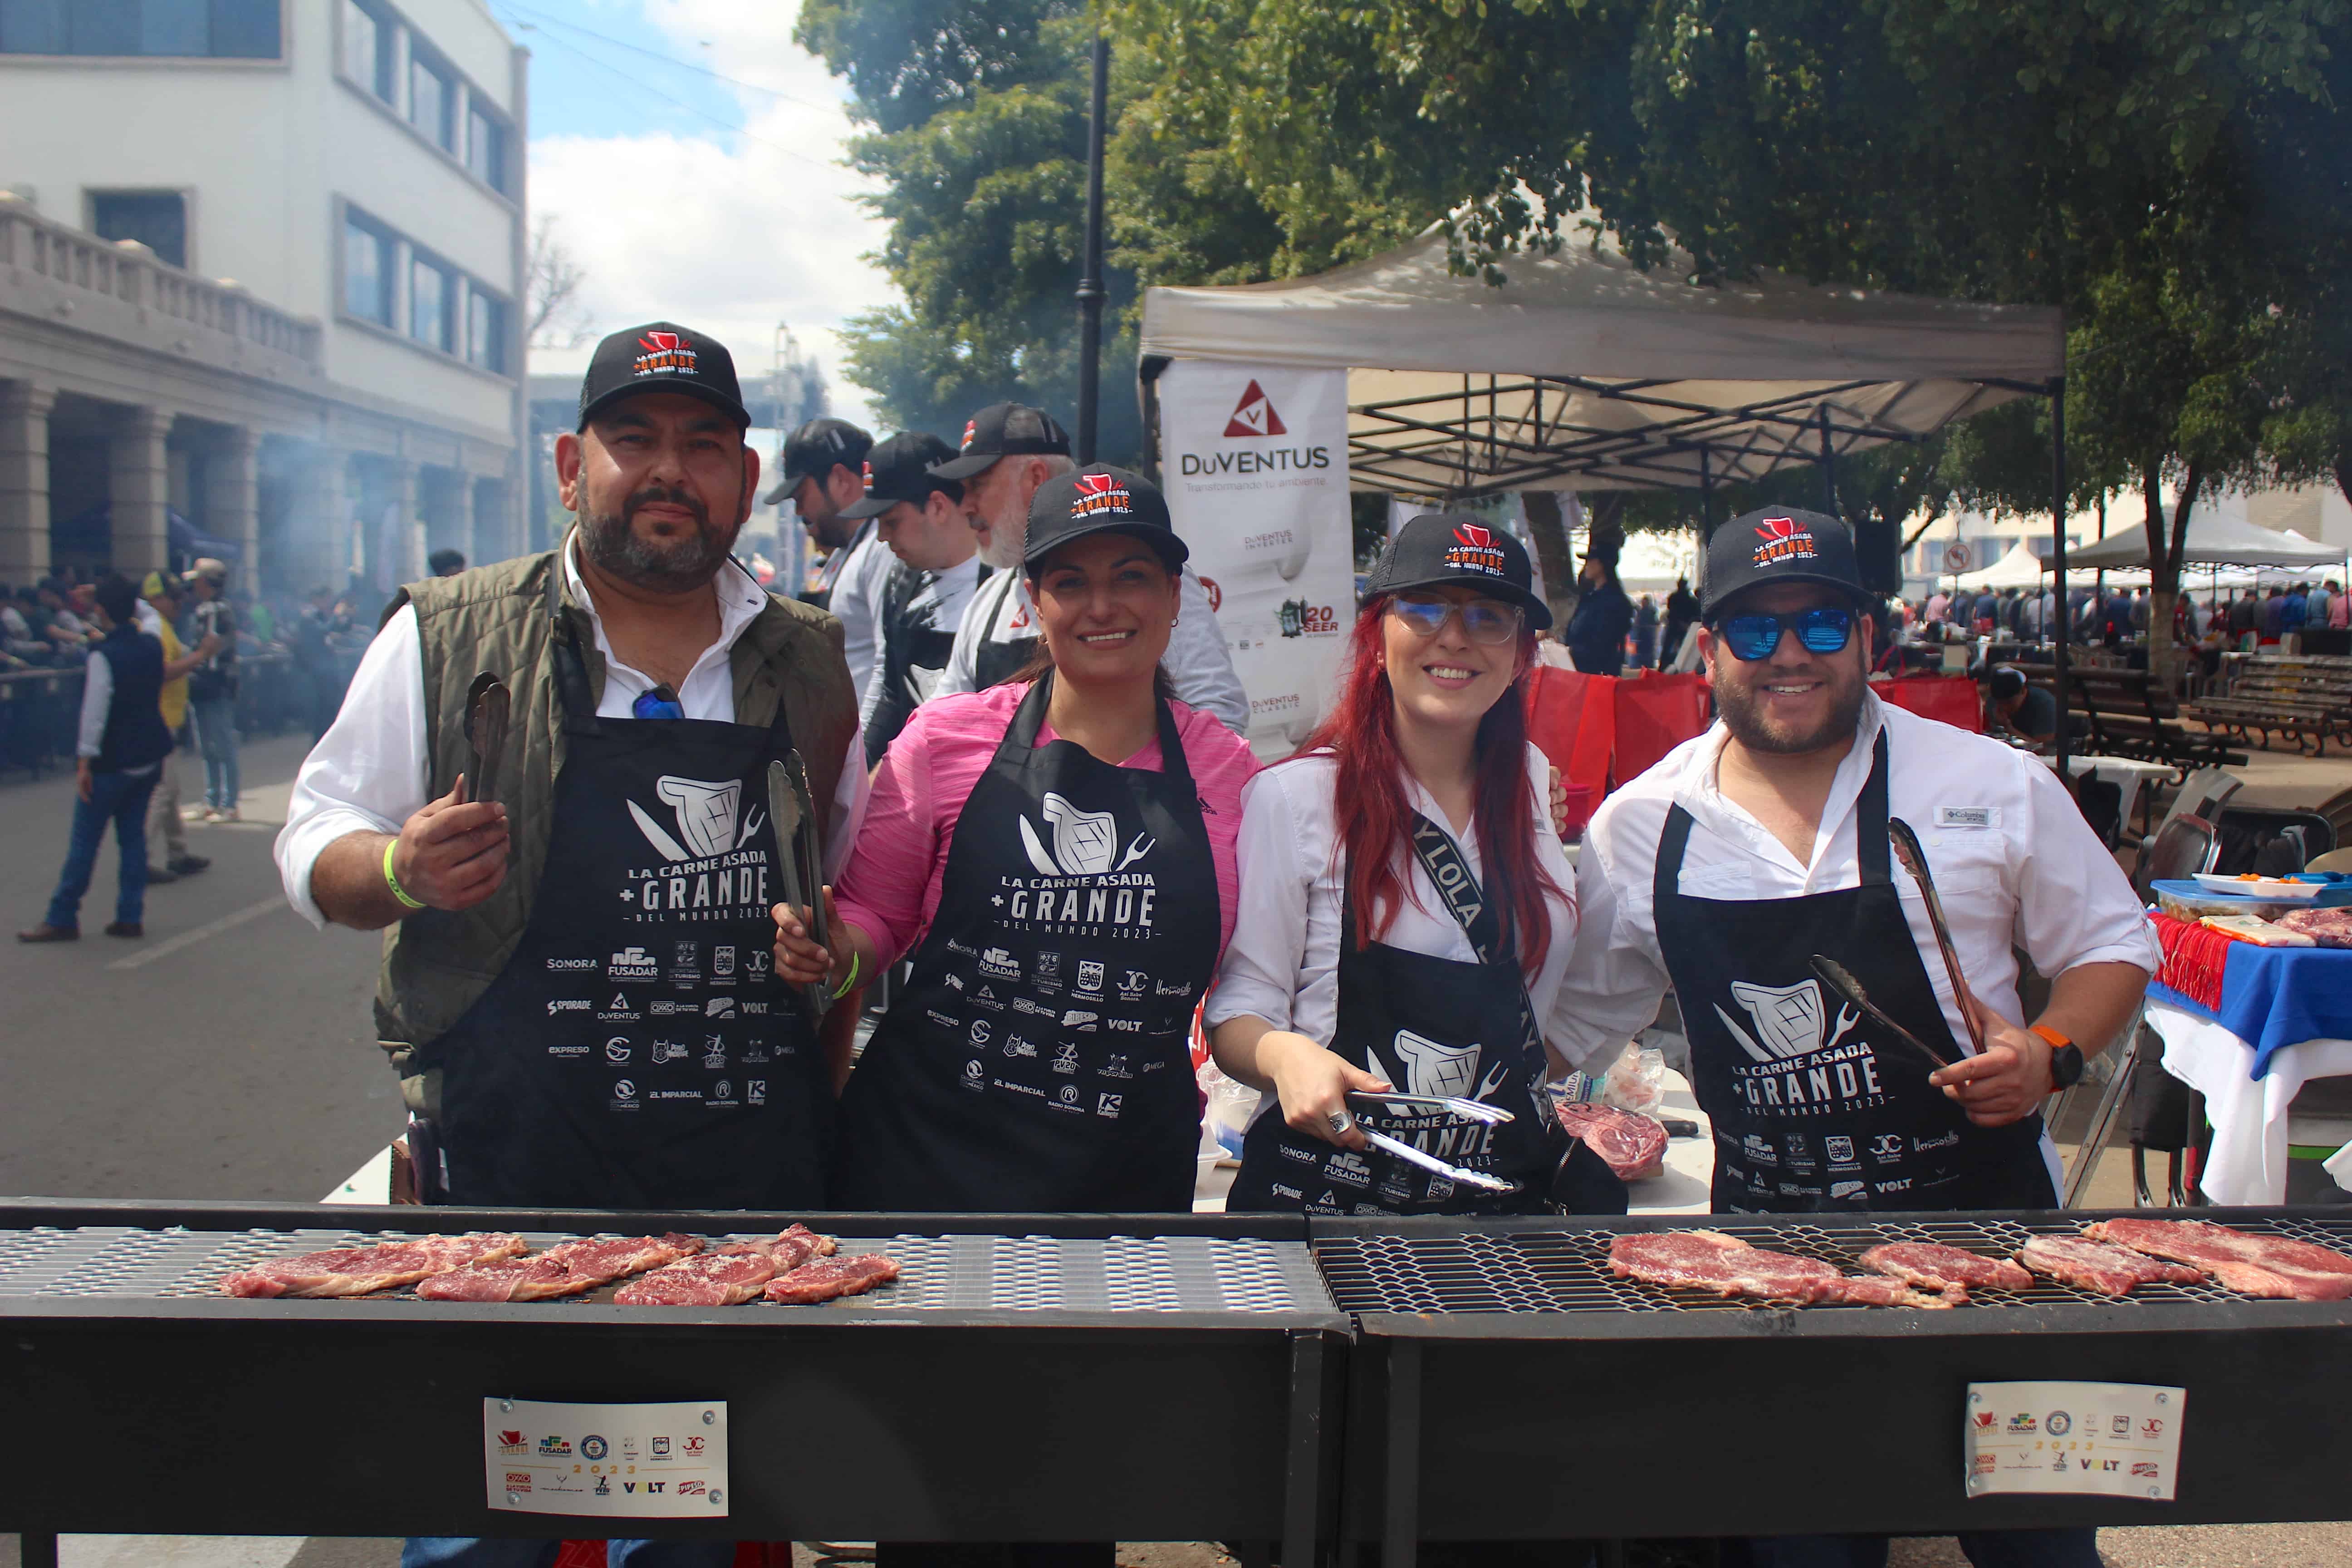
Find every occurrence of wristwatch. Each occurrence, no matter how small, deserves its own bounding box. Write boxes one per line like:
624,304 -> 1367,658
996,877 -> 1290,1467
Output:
2030,1024 -> 2086,1089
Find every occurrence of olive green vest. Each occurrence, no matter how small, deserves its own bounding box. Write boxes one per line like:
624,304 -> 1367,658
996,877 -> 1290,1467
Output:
376,545 -> 856,1112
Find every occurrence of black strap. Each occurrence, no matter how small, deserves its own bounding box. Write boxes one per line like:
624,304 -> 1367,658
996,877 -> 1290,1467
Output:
1007,668 -> 1195,789
1658,729 -> 1892,895
1406,810 -> 1544,1065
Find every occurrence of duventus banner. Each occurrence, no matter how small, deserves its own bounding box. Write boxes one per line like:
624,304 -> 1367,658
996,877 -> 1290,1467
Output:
1159,360 -> 1354,758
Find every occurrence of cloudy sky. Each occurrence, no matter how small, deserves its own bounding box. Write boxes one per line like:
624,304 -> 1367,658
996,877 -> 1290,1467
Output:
490,0 -> 894,427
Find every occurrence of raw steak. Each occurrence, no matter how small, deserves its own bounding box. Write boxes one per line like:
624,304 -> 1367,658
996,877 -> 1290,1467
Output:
1607,1232 -> 1949,1308
2277,906 -> 2352,948
610,1228 -> 838,1307
221,1233 -> 527,1298
763,1254 -> 902,1305
2015,1234 -> 2205,1298
1555,1103 -> 1668,1181
1860,1242 -> 2034,1294
416,1233 -> 703,1302
2082,1218 -> 2352,1302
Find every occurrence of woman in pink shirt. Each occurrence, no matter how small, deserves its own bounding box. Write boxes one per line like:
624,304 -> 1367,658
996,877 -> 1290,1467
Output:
776,465 -> 1256,1213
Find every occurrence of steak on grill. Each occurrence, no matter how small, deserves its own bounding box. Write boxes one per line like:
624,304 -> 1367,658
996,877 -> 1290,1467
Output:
221,1233 -> 527,1298
611,1228 -> 840,1307
1859,1242 -> 2034,1294
416,1233 -> 703,1303
763,1254 -> 902,1305
2082,1218 -> 2352,1302
1555,1103 -> 1668,1181
1608,1231 -> 1950,1308
2015,1234 -> 2204,1297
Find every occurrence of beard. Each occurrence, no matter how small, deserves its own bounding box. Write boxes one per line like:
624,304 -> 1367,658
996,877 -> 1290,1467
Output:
975,486 -> 1028,571
1714,661 -> 1867,755
581,484 -> 739,593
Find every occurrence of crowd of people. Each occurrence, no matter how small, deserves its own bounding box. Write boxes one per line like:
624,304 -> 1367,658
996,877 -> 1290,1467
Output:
1908,577 -> 2345,650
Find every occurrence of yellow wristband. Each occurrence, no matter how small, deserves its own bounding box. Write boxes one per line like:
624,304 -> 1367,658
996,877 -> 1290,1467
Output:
829,950 -> 862,1000
383,838 -> 427,911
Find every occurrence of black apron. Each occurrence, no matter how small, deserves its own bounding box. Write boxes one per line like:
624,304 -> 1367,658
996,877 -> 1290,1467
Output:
417,573 -> 829,1210
969,570 -> 1038,691
833,673 -> 1218,1212
1229,812 -> 1574,1217
867,562 -> 992,766
1654,731 -> 2053,1213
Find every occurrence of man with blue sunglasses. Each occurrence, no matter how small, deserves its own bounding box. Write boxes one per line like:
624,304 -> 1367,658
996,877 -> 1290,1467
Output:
1556,506 -> 2156,1568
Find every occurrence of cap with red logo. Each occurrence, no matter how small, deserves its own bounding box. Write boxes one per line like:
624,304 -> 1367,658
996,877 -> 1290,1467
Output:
1022,464 -> 1187,573
1364,513 -> 1551,629
928,402 -> 1072,480
838,431 -> 961,519
1699,505 -> 1864,621
577,321 -> 750,431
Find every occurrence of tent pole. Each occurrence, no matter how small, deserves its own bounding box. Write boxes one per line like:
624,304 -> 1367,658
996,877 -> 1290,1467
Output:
1818,405 -> 1838,515
2050,376 -> 2070,783
1699,447 -> 1714,535
1074,30 -> 1110,463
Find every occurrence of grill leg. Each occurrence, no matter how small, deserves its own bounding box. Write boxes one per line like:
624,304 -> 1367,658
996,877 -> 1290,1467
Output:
1282,1328 -> 1328,1568
21,1533 -> 60,1568
1382,1340 -> 1421,1568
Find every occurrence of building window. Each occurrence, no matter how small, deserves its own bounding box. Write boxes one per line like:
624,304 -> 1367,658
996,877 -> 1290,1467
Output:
410,53 -> 455,152
343,212 -> 393,326
466,104 -> 507,193
410,255 -> 451,351
467,290 -> 507,374
0,0 -> 280,57
91,191 -> 188,270
339,0 -> 391,101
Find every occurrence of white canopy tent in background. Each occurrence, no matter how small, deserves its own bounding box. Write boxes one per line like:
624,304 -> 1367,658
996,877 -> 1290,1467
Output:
1140,224 -> 2063,501
2068,509 -> 2347,572
1947,540 -> 2150,592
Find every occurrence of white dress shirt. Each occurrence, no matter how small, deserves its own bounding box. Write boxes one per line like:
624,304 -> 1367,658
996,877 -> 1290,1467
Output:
1553,692 -> 2160,1074
275,540 -> 870,927
935,564 -> 1250,735
859,553 -> 989,735
1205,742 -> 1582,1127
824,526 -> 892,711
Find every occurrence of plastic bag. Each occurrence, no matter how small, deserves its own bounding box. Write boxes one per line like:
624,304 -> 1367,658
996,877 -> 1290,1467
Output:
1196,1058 -> 1260,1163
1600,1041 -> 1666,1118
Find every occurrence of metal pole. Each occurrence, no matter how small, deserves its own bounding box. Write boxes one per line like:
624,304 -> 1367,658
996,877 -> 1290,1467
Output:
2050,377 -> 2070,780
1699,446 -> 1714,534
1074,30 -> 1110,463
1818,404 -> 1838,516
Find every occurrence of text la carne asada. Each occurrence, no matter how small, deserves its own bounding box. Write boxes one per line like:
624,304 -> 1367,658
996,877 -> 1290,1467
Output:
624,847 -> 771,918
1000,871 -> 1159,930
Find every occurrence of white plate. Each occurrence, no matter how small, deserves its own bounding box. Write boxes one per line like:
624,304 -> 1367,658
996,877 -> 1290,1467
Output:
2194,873 -> 2326,899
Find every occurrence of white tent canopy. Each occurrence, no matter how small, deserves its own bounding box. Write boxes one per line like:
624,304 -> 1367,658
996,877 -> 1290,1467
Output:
1950,541 -> 2050,589
1140,225 -> 2063,499
2068,509 -> 2347,570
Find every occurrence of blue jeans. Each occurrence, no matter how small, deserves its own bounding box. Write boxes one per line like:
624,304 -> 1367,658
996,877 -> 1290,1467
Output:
401,1541 -> 737,1568
190,693 -> 240,810
44,768 -> 158,930
1736,1530 -> 2101,1568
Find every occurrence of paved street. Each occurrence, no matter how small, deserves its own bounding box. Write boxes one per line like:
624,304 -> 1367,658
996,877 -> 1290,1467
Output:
0,732 -> 402,1203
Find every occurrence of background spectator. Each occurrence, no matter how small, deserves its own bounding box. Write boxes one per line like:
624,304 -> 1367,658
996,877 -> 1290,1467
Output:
137,570 -> 212,883
184,559 -> 242,822
1632,593 -> 1658,667
428,549 -> 466,578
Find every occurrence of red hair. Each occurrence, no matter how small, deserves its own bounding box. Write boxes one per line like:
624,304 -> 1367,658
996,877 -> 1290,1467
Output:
1296,594 -> 1561,975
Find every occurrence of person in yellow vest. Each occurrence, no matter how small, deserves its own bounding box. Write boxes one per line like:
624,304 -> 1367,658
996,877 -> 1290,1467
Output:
138,570 -> 220,883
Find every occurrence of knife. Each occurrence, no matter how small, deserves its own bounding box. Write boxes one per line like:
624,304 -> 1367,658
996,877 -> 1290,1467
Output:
1358,1127 -> 1520,1195
1347,1091 -> 1515,1126
1886,818 -> 1989,1058
1807,953 -> 1954,1071
464,673 -> 510,806
764,759 -> 827,1019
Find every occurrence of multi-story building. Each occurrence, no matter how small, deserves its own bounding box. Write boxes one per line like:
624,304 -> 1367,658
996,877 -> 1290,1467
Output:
0,0 -> 527,599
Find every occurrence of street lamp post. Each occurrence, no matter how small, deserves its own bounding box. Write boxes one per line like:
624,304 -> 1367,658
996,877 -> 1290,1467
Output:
1075,31 -> 1110,463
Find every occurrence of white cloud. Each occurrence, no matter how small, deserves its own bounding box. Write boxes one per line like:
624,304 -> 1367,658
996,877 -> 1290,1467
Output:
524,0 -> 896,429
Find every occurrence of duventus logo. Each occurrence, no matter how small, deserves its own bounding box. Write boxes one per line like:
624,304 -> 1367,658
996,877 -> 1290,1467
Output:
1179,377 -> 1330,477
1223,379 -> 1289,438
622,774 -> 772,924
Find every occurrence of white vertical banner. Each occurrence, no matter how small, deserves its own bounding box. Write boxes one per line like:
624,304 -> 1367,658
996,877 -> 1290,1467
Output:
1159,360 -> 1355,759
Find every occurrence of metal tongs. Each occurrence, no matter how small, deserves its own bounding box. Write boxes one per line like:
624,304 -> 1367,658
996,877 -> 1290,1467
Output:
1344,1093 -> 1519,1194
1807,953 -> 1953,1072
1886,817 -> 1989,1059
765,751 -> 832,1020
464,672 -> 510,805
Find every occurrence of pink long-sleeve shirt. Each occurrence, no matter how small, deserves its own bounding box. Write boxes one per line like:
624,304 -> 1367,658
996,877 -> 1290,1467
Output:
833,683 -> 1259,969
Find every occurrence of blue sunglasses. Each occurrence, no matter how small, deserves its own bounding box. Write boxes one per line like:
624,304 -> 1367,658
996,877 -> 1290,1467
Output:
632,684 -> 685,720
1716,606 -> 1855,662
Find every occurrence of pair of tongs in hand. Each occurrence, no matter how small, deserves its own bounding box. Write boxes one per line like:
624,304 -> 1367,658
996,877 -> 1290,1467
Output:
764,752 -> 830,1020
1344,1091 -> 1519,1195
1801,817 -> 1987,1076
464,672 -> 510,805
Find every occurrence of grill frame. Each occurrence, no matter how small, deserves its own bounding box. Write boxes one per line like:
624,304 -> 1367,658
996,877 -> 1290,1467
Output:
0,1200 -> 1348,1549
1317,1207 -> 2352,1553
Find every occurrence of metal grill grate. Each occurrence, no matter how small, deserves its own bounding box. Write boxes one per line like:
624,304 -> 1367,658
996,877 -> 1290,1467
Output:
1312,1215 -> 2352,1315
0,1225 -> 1334,1314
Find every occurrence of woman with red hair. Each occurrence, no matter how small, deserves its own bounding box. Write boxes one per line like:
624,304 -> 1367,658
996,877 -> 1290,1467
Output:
1210,514 -> 1612,1215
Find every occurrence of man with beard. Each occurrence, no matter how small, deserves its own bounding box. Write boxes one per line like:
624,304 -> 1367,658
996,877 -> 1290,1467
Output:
767,416 -> 887,704
275,321 -> 867,1227
1552,509 -> 2153,1565
930,401 -> 1248,733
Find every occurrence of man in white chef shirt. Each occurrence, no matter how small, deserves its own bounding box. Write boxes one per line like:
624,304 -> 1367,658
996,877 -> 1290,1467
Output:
765,416 -> 891,707
930,401 -> 1250,735
1557,507 -> 2156,1210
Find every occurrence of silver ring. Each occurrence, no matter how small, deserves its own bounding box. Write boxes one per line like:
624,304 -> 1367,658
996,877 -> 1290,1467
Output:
1327,1110 -> 1354,1136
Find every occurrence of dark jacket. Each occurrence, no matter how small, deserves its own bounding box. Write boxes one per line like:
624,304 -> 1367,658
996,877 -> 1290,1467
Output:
1566,578 -> 1634,675
93,624 -> 172,774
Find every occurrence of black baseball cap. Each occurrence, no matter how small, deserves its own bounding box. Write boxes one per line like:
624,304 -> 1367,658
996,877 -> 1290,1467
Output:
764,417 -> 872,505
1023,465 -> 1188,573
1700,506 -> 1866,620
577,321 -> 749,431
929,402 -> 1072,480
839,431 -> 962,520
1363,513 -> 1552,630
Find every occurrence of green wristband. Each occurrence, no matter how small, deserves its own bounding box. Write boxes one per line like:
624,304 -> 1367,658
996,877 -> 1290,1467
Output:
383,838 -> 427,911
829,950 -> 863,1000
